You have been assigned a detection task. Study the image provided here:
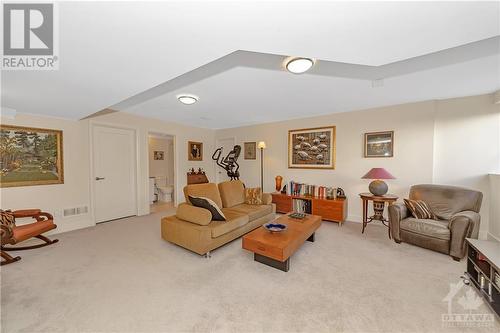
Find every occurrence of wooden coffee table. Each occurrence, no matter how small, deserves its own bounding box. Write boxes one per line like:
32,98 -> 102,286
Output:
242,214 -> 322,272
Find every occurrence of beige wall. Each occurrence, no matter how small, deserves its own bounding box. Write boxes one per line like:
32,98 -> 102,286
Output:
493,109 -> 500,241
1,112 -> 216,233
433,94 -> 500,238
2,93 -> 498,237
216,100 -> 436,223
0,114 -> 92,233
489,174 -> 500,241
216,93 -> 500,237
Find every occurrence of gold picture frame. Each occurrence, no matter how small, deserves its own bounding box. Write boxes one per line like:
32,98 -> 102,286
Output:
0,125 -> 64,187
153,151 -> 164,160
244,142 -> 256,160
188,141 -> 203,161
288,126 -> 336,169
364,131 -> 394,158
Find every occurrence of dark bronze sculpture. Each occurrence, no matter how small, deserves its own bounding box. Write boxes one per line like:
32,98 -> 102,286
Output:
212,145 -> 241,180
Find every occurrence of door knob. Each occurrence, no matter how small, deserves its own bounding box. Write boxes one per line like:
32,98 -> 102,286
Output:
95,177 -> 105,181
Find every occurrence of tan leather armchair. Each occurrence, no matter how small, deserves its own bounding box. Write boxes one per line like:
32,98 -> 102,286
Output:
388,184 -> 482,261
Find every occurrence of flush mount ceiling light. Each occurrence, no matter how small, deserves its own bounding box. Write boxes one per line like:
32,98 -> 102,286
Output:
177,94 -> 199,105
285,57 -> 314,74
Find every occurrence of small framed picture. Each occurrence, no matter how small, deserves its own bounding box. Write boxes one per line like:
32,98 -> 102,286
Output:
364,131 -> 394,158
154,151 -> 164,160
188,141 -> 203,161
244,142 -> 256,160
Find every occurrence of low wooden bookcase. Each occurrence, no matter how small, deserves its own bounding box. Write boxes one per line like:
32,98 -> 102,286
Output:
271,193 -> 347,225
465,238 -> 500,318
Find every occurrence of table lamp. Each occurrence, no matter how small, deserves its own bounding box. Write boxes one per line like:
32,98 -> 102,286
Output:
362,168 -> 395,196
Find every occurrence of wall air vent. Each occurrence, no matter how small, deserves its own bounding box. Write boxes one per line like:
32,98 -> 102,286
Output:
63,206 -> 89,217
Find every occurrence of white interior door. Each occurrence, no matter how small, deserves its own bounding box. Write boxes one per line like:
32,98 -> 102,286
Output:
215,137 -> 235,183
93,125 -> 137,223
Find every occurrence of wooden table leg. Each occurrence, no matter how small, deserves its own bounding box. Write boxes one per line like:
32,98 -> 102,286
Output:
387,202 -> 392,239
254,253 -> 290,272
362,199 -> 367,233
359,194 -> 398,240
387,214 -> 391,239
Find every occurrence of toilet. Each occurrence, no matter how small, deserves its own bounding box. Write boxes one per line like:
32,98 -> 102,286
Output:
155,176 -> 174,202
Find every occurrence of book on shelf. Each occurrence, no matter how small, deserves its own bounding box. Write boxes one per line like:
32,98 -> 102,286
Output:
287,180 -> 335,199
292,198 -> 312,214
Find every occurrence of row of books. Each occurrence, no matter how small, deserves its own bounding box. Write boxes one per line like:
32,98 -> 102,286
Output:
292,198 -> 312,214
287,181 -> 336,199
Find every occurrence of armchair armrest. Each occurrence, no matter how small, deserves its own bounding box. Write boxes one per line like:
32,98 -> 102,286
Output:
449,210 -> 481,259
35,212 -> 54,222
175,203 -> 212,226
12,209 -> 53,222
12,209 -> 41,218
388,202 -> 409,241
262,193 -> 272,205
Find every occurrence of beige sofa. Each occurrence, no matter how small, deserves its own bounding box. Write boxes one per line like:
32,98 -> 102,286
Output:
161,180 -> 276,256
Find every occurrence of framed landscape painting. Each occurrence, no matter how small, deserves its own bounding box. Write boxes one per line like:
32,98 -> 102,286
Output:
288,126 -> 336,169
364,131 -> 394,157
244,142 -> 256,160
0,125 -> 63,187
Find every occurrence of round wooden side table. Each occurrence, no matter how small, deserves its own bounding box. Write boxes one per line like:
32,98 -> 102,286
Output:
359,193 -> 399,239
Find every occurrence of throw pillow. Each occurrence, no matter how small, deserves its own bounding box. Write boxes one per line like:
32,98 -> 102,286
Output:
188,196 -> 226,221
404,199 -> 436,220
245,187 -> 262,205
0,209 -> 15,228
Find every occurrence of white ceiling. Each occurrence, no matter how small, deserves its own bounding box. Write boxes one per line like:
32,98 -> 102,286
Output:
123,53 -> 499,129
1,1 -> 499,127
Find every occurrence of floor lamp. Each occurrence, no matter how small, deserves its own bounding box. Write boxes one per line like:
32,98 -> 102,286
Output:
258,141 -> 266,190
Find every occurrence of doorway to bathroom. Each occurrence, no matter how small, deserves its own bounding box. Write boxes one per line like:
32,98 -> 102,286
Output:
148,132 -> 175,213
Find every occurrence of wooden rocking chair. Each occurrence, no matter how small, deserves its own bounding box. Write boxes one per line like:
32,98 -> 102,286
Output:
1,209 -> 58,266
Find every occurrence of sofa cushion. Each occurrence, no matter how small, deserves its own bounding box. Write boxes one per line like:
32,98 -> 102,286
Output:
184,183 -> 223,209
244,187 -> 262,205
218,180 -> 245,208
0,210 -> 15,228
176,203 -> 212,226
189,196 -> 226,221
262,193 -> 272,205
400,217 -> 450,240
404,199 -> 436,220
210,210 -> 249,238
226,204 -> 273,221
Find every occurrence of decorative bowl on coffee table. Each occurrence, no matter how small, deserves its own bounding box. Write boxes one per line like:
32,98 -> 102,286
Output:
264,223 -> 287,233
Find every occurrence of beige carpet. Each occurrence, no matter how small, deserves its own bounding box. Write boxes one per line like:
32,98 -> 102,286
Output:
1,211 -> 498,333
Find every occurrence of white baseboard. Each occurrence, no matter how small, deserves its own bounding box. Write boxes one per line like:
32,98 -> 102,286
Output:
347,214 -> 362,223
486,232 -> 500,242
47,217 -> 95,235
478,230 -> 489,240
